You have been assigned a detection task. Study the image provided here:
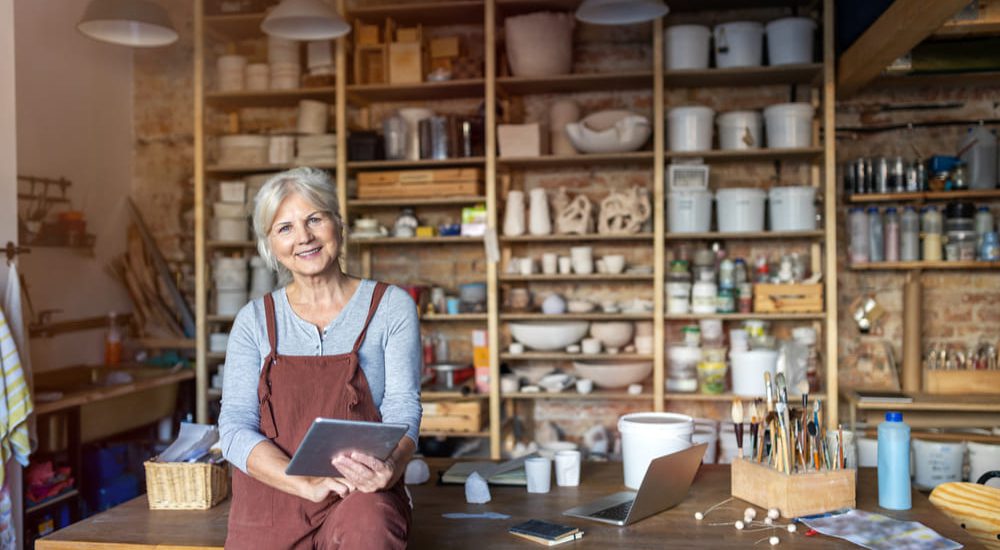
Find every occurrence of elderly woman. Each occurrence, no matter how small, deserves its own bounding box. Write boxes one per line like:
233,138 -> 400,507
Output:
219,167 -> 421,549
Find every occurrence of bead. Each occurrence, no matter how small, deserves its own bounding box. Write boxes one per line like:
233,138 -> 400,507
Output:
767,508 -> 780,520
787,524 -> 797,533
744,507 -> 756,518
735,520 -> 745,530
769,536 -> 780,545
694,512 -> 704,520
765,517 -> 774,526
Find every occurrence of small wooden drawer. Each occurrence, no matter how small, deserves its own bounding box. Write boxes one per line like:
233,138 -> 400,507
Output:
753,283 -> 823,313
731,458 -> 856,518
924,369 -> 1000,395
357,168 -> 484,199
421,400 -> 485,433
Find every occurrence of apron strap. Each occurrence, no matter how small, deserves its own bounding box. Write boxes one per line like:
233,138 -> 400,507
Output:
258,293 -> 280,439
263,292 -> 279,355
351,282 -> 389,354
343,282 -> 389,411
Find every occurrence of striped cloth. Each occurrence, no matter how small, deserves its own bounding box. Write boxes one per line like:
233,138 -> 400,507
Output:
0,308 -> 32,486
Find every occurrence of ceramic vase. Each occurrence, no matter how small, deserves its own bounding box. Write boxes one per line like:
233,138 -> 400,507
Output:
505,12 -> 574,77
528,188 -> 552,236
503,190 -> 526,236
549,99 -> 580,156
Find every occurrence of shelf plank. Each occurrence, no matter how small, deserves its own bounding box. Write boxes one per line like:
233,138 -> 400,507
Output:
850,261 -> 1000,271
664,392 -> 825,402
422,390 -> 489,400
503,390 -> 653,400
205,87 -> 336,109
204,12 -> 263,41
207,352 -> 226,361
349,196 -> 486,208
664,230 -> 824,241
665,147 -> 822,163
498,151 -> 654,168
346,79 -> 484,105
136,338 -> 196,350
34,369 -> 196,416
496,71 -> 653,95
206,162 -> 335,175
500,313 -> 653,321
664,312 -> 825,321
347,157 -> 485,171
664,63 -> 822,88
501,232 -> 654,243
501,352 -> 653,361
871,71 -> 1000,89
848,189 -> 1000,203
349,1 -> 485,25
499,273 -> 654,282
207,240 -> 255,249
349,236 -> 483,245
421,313 -> 487,322
26,489 -> 80,515
848,392 -> 1000,412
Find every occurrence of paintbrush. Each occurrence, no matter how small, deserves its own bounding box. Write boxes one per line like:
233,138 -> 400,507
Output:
807,420 -> 819,469
775,401 -> 790,473
775,374 -> 792,472
764,371 -> 775,413
763,411 -> 776,464
748,400 -> 759,462
838,424 -> 844,469
731,399 -> 744,460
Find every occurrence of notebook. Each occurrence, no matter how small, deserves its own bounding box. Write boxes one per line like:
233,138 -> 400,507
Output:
508,519 -> 583,546
441,456 -> 530,486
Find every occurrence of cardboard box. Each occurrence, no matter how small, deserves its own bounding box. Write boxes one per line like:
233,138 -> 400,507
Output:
430,36 -> 461,58
497,123 -> 546,157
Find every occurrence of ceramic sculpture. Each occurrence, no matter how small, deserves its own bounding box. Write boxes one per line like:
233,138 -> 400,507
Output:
598,186 -> 651,234
556,194 -> 594,235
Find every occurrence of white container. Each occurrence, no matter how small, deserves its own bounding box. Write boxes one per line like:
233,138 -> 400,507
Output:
668,190 -> 712,233
249,256 -> 275,299
858,437 -> 878,468
713,21 -> 764,68
665,25 -> 711,70
214,257 -> 248,290
692,426 -> 718,464
765,17 -> 816,66
716,188 -> 766,232
913,439 -> 965,489
691,281 -> 717,314
215,217 -> 249,241
763,102 -> 814,149
505,12 -> 574,77
618,412 -> 693,489
219,180 -> 247,204
213,202 -> 246,218
209,332 -> 229,353
730,349 -> 778,396
218,135 -> 269,166
268,135 -> 295,164
665,282 -> 692,314
668,106 -> 715,152
769,186 -> 816,231
968,441 -> 1000,484
216,289 -> 248,316
717,111 -> 762,150
245,63 -> 270,91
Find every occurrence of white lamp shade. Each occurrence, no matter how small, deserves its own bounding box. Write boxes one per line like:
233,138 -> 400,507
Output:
77,0 -> 178,47
575,0 -> 669,25
261,0 -> 351,41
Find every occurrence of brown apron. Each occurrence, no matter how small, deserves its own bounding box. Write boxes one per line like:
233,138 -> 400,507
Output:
226,282 -> 411,549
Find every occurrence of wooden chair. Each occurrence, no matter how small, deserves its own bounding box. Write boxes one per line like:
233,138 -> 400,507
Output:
929,471 -> 1000,549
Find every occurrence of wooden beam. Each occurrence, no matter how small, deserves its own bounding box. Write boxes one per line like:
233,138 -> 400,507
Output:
837,0 -> 969,97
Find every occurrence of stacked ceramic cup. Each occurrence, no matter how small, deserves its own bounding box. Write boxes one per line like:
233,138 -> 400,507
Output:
213,257 -> 249,316
268,36 -> 300,89
297,100 -> 329,135
245,63 -> 270,91
306,40 -> 335,79
268,135 -> 295,164
217,55 -> 247,91
249,256 -> 276,300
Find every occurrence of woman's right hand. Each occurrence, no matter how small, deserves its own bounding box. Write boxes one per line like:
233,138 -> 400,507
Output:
296,476 -> 355,503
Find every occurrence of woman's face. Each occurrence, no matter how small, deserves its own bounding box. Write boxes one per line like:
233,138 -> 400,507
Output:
268,192 -> 341,280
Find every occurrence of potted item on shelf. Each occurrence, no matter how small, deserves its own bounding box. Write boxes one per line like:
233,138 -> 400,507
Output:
572,361 -> 652,389
590,322 -> 634,353
503,190 -> 526,236
392,208 -> 419,238
554,190 -> 594,235
564,110 -> 650,154
549,100 -> 579,156
598,187 -> 651,234
504,12 -> 574,77
667,189 -> 712,233
528,188 -> 552,235
508,321 -> 589,351
665,24 -> 711,70
715,188 -> 766,233
717,110 -> 762,150
348,131 -> 381,161
397,107 -> 434,161
769,186 -> 817,231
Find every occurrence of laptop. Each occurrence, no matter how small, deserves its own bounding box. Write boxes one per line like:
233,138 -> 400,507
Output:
563,443 -> 708,526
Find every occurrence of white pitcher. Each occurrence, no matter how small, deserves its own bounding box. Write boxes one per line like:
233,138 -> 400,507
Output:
503,190 -> 526,236
528,188 -> 551,236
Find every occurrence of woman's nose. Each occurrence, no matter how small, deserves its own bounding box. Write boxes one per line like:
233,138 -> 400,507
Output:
294,223 -> 314,243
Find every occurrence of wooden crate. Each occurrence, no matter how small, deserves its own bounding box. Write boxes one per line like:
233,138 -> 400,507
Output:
357,168 -> 483,199
731,458 -> 856,518
753,283 -> 823,313
924,369 -> 1000,395
421,400 -> 485,433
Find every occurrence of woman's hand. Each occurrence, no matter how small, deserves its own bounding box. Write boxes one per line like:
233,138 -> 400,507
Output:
332,452 -> 397,493
295,475 -> 355,503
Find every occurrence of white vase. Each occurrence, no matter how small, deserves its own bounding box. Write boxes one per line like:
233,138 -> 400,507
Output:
503,190 -> 526,236
550,100 -> 580,156
397,107 -> 434,161
528,188 -> 551,236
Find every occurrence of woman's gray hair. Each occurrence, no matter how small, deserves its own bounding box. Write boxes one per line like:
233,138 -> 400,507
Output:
252,167 -> 342,280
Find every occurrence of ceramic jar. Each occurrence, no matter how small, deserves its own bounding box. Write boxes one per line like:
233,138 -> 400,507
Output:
505,12 -> 574,77
528,188 -> 552,235
397,107 -> 434,161
504,191 -> 526,236
549,100 -> 580,156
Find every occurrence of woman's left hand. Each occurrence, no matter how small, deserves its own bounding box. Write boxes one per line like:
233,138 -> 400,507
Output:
332,452 -> 397,493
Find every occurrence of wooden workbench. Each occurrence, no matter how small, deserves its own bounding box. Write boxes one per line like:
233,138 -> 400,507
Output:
37,463 -> 977,549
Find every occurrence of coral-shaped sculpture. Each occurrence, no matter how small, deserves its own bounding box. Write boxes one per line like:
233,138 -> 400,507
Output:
598,186 -> 651,234
555,192 -> 593,235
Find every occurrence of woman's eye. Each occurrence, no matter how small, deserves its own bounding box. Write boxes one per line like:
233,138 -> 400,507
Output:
308,216 -> 322,225
276,225 -> 290,234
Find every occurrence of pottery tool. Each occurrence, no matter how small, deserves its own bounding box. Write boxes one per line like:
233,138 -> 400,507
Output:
731,399 -> 744,459
764,372 -> 775,413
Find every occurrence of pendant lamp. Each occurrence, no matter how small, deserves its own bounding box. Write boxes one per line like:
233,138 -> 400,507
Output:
77,0 -> 178,47
575,0 -> 669,25
261,0 -> 351,41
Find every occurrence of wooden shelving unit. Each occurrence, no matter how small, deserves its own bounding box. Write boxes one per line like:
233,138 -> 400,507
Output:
665,147 -> 823,163
205,86 -> 338,109
847,189 -> 1000,203
346,157 -> 485,171
663,230 -> 824,241
849,261 -> 1000,271
497,151 -> 654,168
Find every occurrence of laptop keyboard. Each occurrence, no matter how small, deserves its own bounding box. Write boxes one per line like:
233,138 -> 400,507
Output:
590,499 -> 634,521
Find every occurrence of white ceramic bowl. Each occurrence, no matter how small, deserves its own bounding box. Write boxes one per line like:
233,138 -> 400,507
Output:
509,321 -> 590,351
572,361 -> 653,389
510,364 -> 557,384
590,321 -> 635,350
565,110 -> 651,154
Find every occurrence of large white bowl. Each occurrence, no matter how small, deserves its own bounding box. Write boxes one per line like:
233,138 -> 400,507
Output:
572,361 -> 653,389
590,321 -> 634,350
565,110 -> 651,154
509,321 -> 590,351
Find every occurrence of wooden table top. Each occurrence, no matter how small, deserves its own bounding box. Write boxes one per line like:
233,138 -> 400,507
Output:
38,463 -> 977,549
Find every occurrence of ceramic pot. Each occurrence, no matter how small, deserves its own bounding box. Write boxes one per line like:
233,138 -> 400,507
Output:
565,110 -> 651,154
503,190 -> 526,236
505,12 -> 574,77
397,107 -> 434,161
549,99 -> 580,156
528,188 -> 552,235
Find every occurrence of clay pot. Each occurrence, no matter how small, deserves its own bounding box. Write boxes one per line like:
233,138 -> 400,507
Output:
505,12 -> 574,77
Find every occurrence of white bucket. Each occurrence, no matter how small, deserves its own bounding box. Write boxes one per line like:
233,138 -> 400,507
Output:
216,289 -> 248,316
764,103 -> 814,149
967,441 -> 1000,484
214,257 -> 248,290
665,25 -> 711,70
913,439 -> 965,489
668,190 -> 712,232
692,426 -> 719,464
730,349 -> 778,396
209,332 -> 229,353
717,111 -> 762,150
766,17 -> 816,66
215,217 -> 249,241
713,21 -> 764,68
668,106 -> 715,152
716,188 -> 766,232
769,186 -> 816,231
858,437 -> 878,468
718,423 -> 751,464
618,412 -> 694,489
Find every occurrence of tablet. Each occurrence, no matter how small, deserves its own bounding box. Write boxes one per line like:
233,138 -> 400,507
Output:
285,418 -> 407,477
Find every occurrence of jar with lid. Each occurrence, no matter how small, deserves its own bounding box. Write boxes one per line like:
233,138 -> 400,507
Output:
393,207 -> 419,237
944,202 -> 976,233
718,259 -> 735,290
733,258 -> 748,285
737,283 -> 753,313
900,206 -> 919,261
382,111 -> 408,160
951,162 -> 968,190
922,206 -> 943,261
867,207 -> 884,262
889,156 -> 905,192
792,326 -> 821,393
849,207 -> 870,264
666,260 -> 693,314
975,206 -> 994,249
884,207 -> 900,262
715,288 -> 735,313
692,248 -> 716,283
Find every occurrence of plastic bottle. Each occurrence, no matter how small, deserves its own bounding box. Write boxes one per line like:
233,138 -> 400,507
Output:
975,206 -> 994,250
981,231 -> 1000,261
959,123 -> 998,190
884,207 -> 900,262
877,411 -> 912,510
867,207 -> 884,262
104,311 -> 122,366
849,207 -> 869,264
900,206 -> 920,261
922,206 -> 943,261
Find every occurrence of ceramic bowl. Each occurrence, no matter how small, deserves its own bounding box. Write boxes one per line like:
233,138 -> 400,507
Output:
510,364 -> 557,384
589,321 -> 635,350
571,361 -> 653,389
509,321 -> 590,351
565,110 -> 651,154
567,300 -> 596,313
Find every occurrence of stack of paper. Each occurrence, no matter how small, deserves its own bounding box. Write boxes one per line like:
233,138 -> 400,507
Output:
159,423 -> 220,463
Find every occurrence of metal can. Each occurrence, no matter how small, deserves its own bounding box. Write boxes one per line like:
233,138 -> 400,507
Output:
874,156 -> 889,194
737,283 -> 753,313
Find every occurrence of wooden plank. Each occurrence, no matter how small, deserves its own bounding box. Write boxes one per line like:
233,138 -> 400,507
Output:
34,368 -> 195,416
498,273 -> 654,282
346,78 -> 484,105
652,17 -> 666,413
837,0 -> 970,97
924,369 -> 1000,395
194,0 -> 208,425
496,70 -> 653,95
666,147 -> 823,163
501,232 -> 654,243
497,151 -> 654,168
499,313 -> 652,321
485,0 -> 500,460
205,87 -> 336,109
850,261 -> 1000,271
348,1 -> 484,25
665,312 -> 825,321
664,230 -> 824,241
848,189 -> 1000,203
664,63 -> 822,88
347,157 -> 485,171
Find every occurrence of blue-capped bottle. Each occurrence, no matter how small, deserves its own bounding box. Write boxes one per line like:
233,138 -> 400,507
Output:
877,411 -> 911,510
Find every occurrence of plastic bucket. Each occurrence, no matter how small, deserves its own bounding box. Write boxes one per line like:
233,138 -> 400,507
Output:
913,439 -> 965,489
967,441 -> 1000,484
730,349 -> 778,396
216,289 -> 248,316
716,188 -> 766,232
766,17 -> 816,66
717,111 -> 762,150
668,190 -> 712,232
713,21 -> 763,68
213,257 -> 249,290
666,282 -> 692,314
692,426 -> 719,464
665,25 -> 711,70
618,412 -> 694,489
668,106 -> 715,152
769,186 -> 816,231
858,437 -> 878,468
764,103 -> 814,148
215,217 -> 249,241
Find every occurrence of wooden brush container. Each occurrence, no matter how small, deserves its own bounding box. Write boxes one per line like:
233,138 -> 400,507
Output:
731,458 -> 856,518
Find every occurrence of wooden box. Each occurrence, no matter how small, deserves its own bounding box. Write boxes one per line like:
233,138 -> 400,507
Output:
421,400 -> 485,433
356,168 -> 484,199
924,369 -> 1000,395
731,458 -> 856,518
753,283 -> 823,313
430,36 -> 461,59
389,41 -> 422,83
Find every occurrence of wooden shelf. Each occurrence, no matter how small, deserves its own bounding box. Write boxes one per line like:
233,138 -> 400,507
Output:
664,312 -> 825,321
847,392 -> 1000,413
347,157 -> 485,171
501,352 -> 653,361
422,390 -> 489,400
850,261 -> 1000,271
499,273 -> 654,282
419,430 -> 490,438
847,189 -> 1000,203
203,12 -> 263,41
207,352 -> 226,361
35,368 -> 196,416
933,19 -> 1000,39
421,313 -> 487,322
663,63 -> 822,87
666,147 -> 823,163
503,389 -> 653,400
496,71 -> 653,95
664,230 -> 824,241
871,71 -> 1000,90
25,489 -> 80,515
207,388 -> 223,400
206,162 -> 335,175
349,236 -> 482,245
136,338 -> 196,350
349,196 -> 485,208
346,79 -> 484,105
498,151 -> 654,168
207,240 -> 255,249
501,313 -> 653,321
349,1 -> 485,25
205,87 -> 336,109
501,232 -> 654,243
665,392 -> 768,402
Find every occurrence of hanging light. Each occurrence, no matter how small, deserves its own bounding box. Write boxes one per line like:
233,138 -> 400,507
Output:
261,0 -> 351,41
575,0 -> 669,25
77,0 -> 178,47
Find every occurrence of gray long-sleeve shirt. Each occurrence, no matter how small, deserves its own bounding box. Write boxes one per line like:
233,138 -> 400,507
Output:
218,280 -> 422,473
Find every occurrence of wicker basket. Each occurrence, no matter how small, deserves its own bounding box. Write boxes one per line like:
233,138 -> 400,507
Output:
144,459 -> 230,510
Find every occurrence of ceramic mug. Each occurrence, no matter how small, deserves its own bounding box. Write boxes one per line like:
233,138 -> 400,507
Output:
519,258 -> 535,276
558,256 -> 573,274
581,338 -> 602,354
354,218 -> 378,232
603,254 -> 626,274
554,450 -> 582,487
575,378 -> 594,394
525,457 -> 552,493
570,246 -> 593,275
542,253 -> 558,275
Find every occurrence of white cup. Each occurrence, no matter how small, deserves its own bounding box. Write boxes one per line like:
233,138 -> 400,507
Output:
595,259 -> 607,273
554,450 -> 582,487
519,258 -> 535,275
558,256 -> 573,274
634,335 -> 654,354
603,254 -> 626,274
575,378 -> 594,394
542,253 -> 558,275
500,374 -> 520,393
570,246 -> 593,275
581,338 -> 602,354
509,342 -> 525,354
525,457 -> 552,493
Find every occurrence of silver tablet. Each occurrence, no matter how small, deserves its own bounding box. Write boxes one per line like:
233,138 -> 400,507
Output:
285,418 -> 408,477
